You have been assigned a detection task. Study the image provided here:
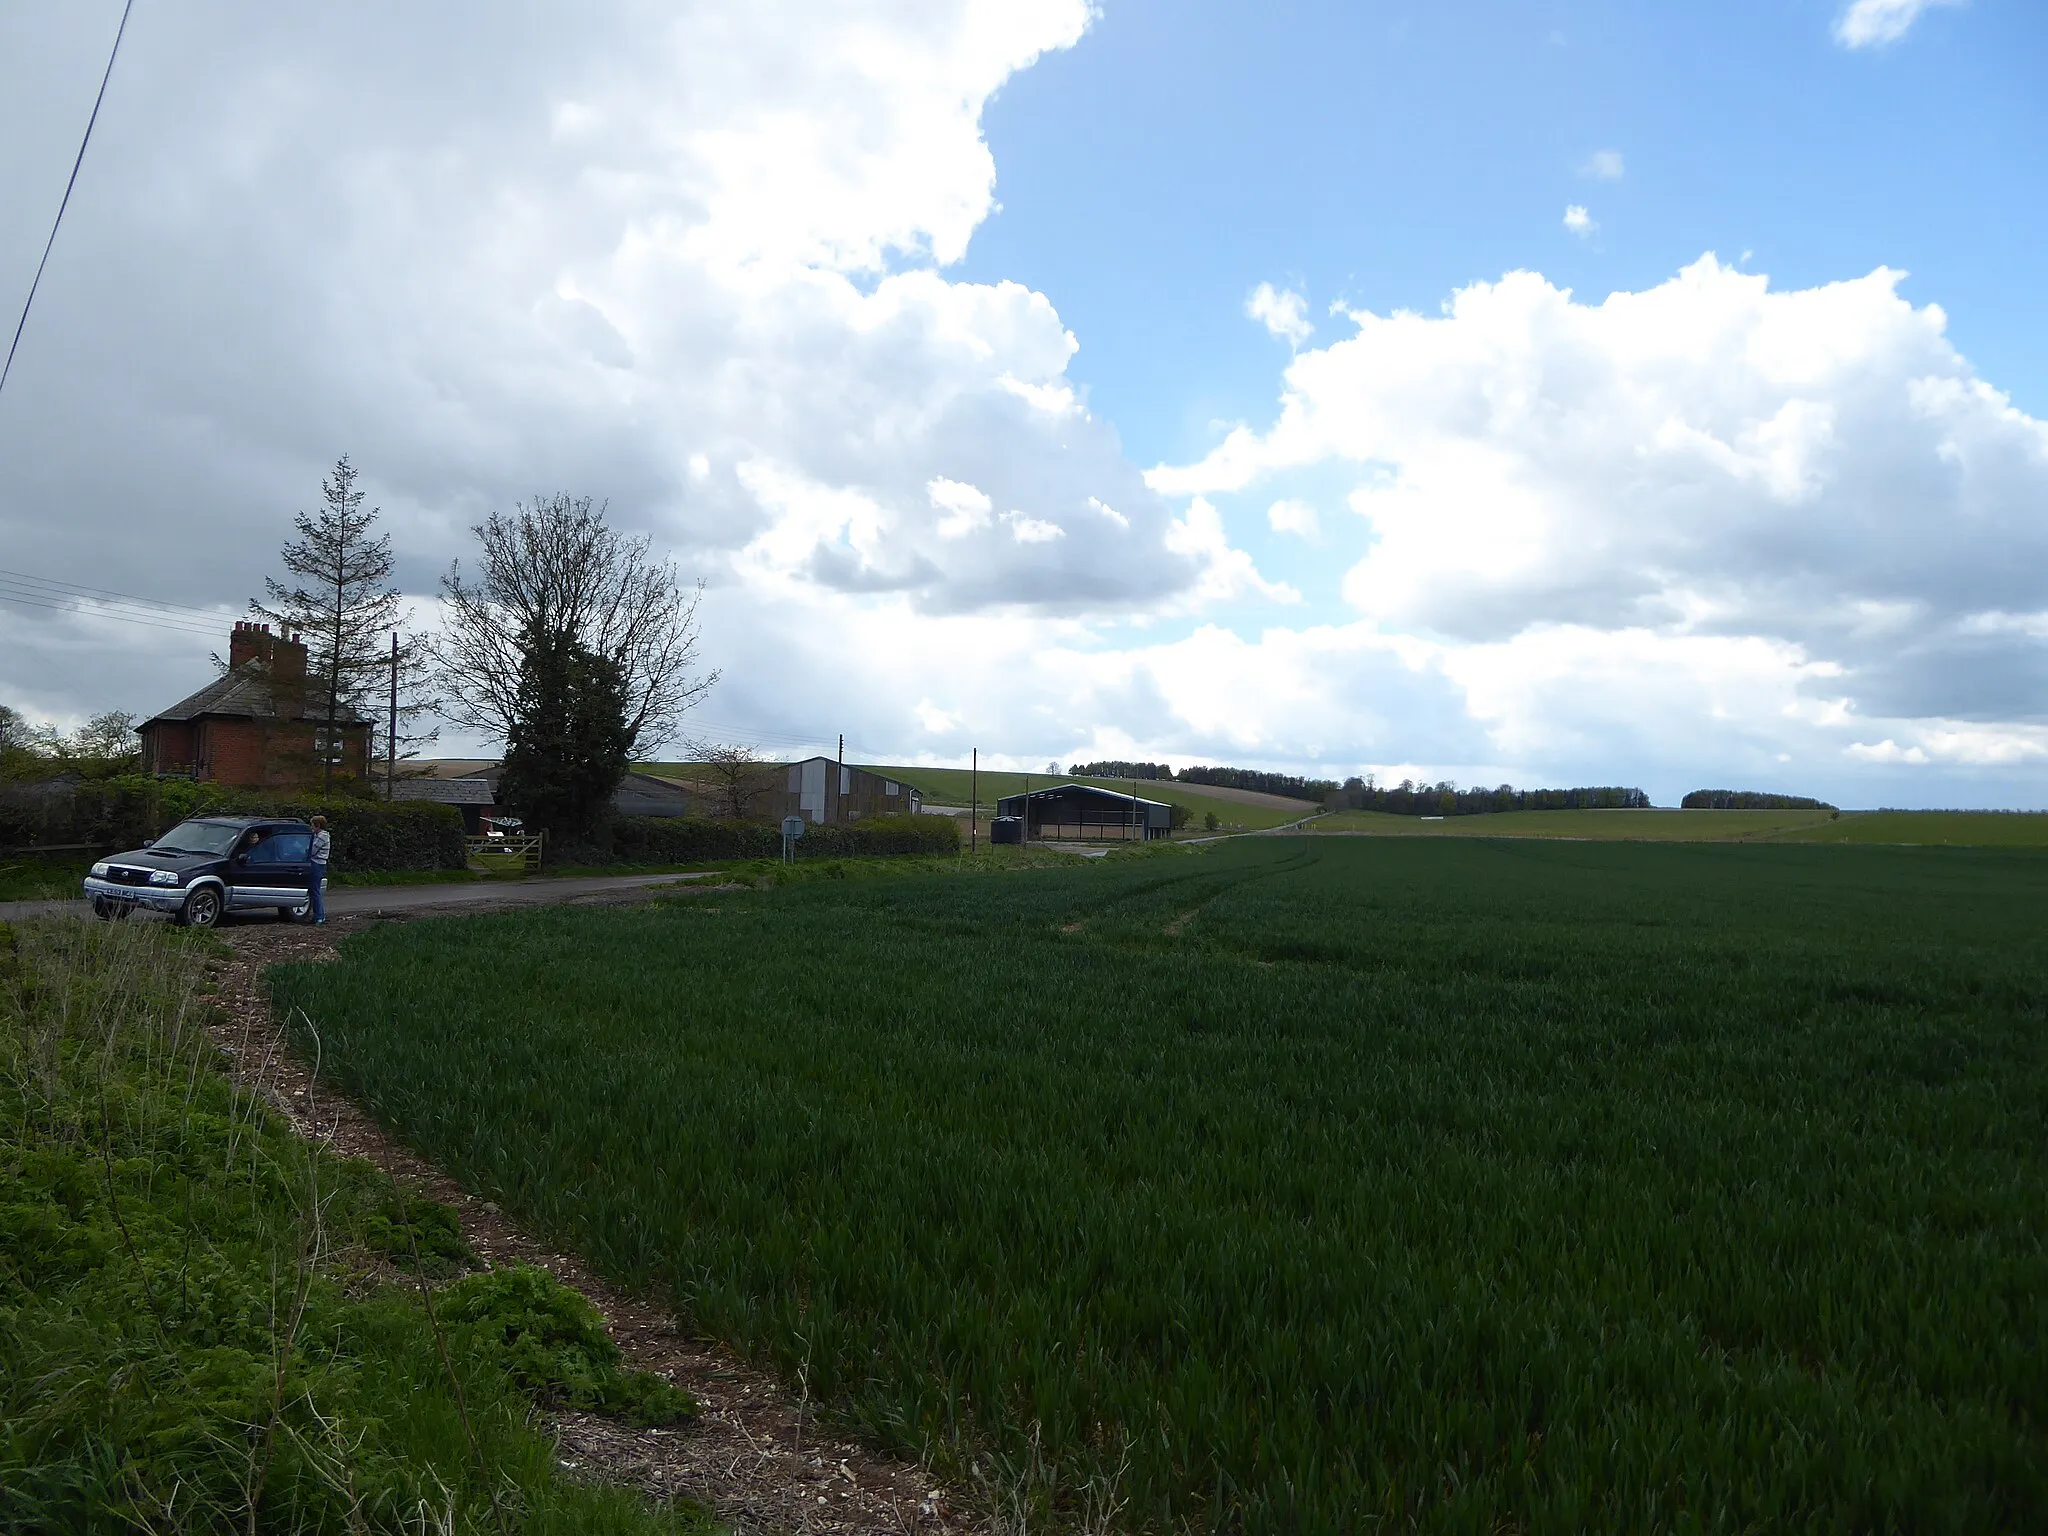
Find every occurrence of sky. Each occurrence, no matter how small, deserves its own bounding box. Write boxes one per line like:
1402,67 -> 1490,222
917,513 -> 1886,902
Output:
2,0 -> 2044,806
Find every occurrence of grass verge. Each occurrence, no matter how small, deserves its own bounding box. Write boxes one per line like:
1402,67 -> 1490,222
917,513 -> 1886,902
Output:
0,917 -> 710,1534
0,854 -> 95,903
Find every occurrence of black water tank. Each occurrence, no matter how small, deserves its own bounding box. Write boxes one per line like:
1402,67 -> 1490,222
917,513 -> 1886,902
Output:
990,815 -> 1023,845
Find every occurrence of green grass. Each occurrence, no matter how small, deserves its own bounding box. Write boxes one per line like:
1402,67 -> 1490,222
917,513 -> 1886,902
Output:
1310,807 -> 1836,840
271,839 -> 2048,1533
0,853 -> 93,902
0,917 -> 712,1534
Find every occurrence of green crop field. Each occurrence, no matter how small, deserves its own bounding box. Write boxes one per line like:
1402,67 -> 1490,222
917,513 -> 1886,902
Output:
1310,807 -> 2048,848
272,838 -> 2048,1533
1773,810 -> 2048,847
1310,807 -> 1835,840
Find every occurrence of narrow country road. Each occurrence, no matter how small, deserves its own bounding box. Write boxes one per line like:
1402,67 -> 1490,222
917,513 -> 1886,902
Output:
0,871 -> 710,925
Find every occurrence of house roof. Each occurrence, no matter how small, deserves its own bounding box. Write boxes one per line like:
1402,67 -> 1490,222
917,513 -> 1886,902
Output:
144,668 -> 372,728
387,777 -> 498,806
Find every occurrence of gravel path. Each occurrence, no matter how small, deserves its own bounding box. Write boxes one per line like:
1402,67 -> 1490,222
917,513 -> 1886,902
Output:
0,870 -> 710,924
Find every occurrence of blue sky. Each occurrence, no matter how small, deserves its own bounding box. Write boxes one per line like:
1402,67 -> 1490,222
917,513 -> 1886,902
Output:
964,0 -> 2044,467
2,0 -> 2046,804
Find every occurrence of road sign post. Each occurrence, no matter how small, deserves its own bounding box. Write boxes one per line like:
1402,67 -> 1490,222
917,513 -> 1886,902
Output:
781,814 -> 806,863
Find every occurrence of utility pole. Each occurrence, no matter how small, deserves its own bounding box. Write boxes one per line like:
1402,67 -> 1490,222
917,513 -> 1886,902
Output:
386,632 -> 398,802
836,731 -> 844,825
1023,772 -> 1030,846
971,747 -> 978,854
1130,775 -> 1137,844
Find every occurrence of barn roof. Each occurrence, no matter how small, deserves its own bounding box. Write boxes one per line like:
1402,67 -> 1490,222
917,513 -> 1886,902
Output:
997,781 -> 1172,810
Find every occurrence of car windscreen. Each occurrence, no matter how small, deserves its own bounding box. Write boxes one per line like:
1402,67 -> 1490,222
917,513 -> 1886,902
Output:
151,820 -> 246,857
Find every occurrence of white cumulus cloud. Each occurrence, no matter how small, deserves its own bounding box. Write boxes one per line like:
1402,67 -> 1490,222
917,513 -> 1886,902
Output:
1247,282 -> 1314,346
1582,149 -> 1625,180
1004,511 -> 1065,544
1165,499 -> 1301,607
929,477 -> 994,539
1266,499 -> 1320,539
1157,253 -> 2048,743
1834,0 -> 1964,48
1563,204 -> 1596,238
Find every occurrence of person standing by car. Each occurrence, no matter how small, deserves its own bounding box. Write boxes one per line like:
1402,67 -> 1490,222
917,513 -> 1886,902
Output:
309,815 -> 331,925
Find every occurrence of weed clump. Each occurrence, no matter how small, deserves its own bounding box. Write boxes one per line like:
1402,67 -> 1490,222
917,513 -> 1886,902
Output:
441,1263 -> 696,1425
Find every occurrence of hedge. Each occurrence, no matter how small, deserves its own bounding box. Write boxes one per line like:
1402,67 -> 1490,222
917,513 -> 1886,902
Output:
267,798 -> 467,873
0,774 -> 465,872
610,812 -> 960,864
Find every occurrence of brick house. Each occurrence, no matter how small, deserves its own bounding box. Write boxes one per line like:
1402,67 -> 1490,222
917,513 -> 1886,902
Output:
137,622 -> 373,789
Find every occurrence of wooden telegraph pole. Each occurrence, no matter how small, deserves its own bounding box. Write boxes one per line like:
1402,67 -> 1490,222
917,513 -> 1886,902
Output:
971,747 -> 978,854
386,632 -> 398,802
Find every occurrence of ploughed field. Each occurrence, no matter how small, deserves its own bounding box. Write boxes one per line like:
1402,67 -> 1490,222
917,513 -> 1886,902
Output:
272,838 -> 2048,1533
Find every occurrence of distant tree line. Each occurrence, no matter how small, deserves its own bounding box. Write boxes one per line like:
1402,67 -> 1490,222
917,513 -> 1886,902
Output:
1177,765 -> 1339,800
1329,779 -> 1651,817
1067,760 -> 1174,781
1681,789 -> 1834,811
1065,761 -> 1339,802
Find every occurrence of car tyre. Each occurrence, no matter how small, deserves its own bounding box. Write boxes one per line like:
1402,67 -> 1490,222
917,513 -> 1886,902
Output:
278,901 -> 311,924
91,897 -> 129,922
179,886 -> 223,929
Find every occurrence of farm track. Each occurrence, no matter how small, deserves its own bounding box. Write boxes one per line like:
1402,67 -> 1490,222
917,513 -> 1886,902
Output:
208,909 -> 991,1536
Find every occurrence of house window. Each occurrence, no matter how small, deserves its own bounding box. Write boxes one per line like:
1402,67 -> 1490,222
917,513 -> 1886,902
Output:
885,780 -> 898,796
313,728 -> 347,765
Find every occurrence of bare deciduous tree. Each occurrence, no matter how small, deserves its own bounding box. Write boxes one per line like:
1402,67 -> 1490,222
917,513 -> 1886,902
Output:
692,740 -> 775,821
434,494 -> 717,754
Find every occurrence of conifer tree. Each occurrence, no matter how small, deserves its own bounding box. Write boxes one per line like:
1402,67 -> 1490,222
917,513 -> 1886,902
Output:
251,455 -> 434,792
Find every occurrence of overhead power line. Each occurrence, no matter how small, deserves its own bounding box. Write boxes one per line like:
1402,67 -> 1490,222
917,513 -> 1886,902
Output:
1,0 -> 136,401
0,564 -> 232,640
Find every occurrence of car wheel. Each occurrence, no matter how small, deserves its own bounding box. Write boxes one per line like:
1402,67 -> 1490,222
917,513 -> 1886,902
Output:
92,897 -> 119,921
179,886 -> 222,929
279,902 -> 311,924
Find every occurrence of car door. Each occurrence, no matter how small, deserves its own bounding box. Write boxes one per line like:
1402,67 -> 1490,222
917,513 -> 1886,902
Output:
233,826 -> 313,909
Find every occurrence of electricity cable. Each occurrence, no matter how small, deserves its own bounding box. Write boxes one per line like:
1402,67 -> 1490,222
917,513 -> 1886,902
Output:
1,0 -> 137,401
0,564 -> 233,639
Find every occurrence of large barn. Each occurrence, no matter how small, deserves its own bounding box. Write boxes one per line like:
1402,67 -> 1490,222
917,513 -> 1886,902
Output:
993,782 -> 1172,841
775,757 -> 922,824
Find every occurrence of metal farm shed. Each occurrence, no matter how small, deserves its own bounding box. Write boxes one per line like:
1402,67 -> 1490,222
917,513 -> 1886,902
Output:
774,757 -> 923,824
993,782 -> 1172,842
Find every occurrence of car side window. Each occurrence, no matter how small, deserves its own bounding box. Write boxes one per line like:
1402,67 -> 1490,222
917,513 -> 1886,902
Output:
250,833 -> 312,864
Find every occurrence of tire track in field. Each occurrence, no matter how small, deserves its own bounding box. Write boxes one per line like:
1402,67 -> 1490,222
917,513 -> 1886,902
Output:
1067,842 -> 1325,948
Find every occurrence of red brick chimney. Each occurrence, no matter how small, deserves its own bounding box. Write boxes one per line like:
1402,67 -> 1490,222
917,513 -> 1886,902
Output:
228,622 -> 310,712
270,631 -> 308,687
228,620 -> 274,671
